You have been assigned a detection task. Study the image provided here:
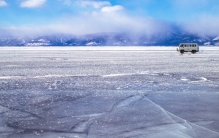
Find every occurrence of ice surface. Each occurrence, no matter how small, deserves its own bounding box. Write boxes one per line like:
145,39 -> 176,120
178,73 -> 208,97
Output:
0,46 -> 219,138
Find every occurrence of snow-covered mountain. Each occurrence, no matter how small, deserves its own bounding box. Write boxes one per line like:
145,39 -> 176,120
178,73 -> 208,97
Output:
212,36 -> 219,46
25,34 -> 74,46
0,36 -> 33,46
0,33 -> 218,46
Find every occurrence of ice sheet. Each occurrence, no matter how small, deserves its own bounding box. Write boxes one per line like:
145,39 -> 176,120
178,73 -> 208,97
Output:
0,47 -> 219,138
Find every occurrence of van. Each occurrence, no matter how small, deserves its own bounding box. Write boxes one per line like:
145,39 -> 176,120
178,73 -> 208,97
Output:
177,43 -> 199,53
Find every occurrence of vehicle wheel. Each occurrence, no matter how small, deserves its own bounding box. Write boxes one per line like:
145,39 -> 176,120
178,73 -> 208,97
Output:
191,50 -> 196,53
180,50 -> 184,53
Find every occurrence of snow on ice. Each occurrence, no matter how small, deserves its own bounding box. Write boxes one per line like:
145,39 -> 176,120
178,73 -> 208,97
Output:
0,47 -> 219,138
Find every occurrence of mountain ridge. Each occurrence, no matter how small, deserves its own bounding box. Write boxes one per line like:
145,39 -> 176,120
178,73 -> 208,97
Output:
0,32 -> 218,46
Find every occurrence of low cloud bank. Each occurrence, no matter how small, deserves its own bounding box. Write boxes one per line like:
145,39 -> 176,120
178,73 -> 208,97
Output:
2,13 -> 218,38
0,11 -> 175,37
181,15 -> 219,37
1,0 -> 219,37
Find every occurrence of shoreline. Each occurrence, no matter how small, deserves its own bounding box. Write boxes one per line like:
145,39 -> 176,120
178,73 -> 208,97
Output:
0,46 -> 219,51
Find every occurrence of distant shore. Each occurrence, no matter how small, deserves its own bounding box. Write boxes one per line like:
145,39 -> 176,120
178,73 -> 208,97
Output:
0,46 -> 219,51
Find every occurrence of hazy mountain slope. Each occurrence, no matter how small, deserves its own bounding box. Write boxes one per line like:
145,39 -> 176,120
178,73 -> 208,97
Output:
0,33 -> 217,46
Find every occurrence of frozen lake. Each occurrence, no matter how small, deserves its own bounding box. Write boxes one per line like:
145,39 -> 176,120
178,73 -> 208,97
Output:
0,46 -> 219,138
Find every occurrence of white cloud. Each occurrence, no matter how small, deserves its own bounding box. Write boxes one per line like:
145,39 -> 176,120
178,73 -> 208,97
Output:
80,0 -> 111,9
20,0 -> 47,8
5,12 -> 218,37
0,5 -> 173,37
0,0 -> 7,6
0,26 -> 45,37
42,11 -> 172,37
101,5 -> 124,13
6,0 -> 219,37
181,14 -> 219,36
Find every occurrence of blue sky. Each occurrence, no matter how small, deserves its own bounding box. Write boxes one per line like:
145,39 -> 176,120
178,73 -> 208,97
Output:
0,0 -> 219,36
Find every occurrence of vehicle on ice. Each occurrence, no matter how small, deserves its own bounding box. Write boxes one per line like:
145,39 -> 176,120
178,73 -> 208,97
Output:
177,43 -> 199,53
